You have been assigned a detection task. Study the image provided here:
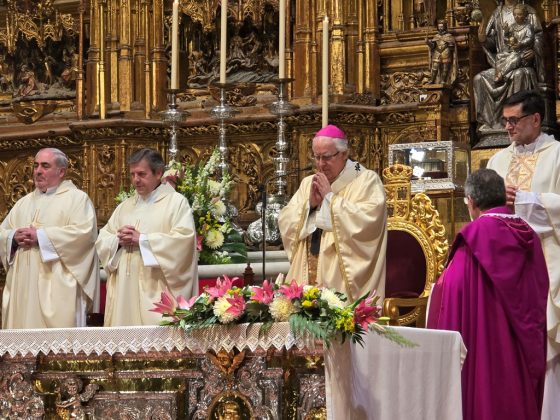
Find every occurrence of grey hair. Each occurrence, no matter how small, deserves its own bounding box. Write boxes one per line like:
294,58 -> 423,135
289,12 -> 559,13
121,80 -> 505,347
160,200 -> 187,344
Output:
127,148 -> 165,174
464,168 -> 506,211
313,136 -> 349,152
37,148 -> 68,169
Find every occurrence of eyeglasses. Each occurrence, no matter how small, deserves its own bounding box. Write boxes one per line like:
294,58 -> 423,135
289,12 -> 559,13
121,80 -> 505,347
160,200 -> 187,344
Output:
500,114 -> 531,127
312,151 -> 340,163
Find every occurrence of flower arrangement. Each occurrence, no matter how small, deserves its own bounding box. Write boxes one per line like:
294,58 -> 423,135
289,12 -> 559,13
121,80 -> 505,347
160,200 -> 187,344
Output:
151,276 -> 415,347
116,149 -> 247,265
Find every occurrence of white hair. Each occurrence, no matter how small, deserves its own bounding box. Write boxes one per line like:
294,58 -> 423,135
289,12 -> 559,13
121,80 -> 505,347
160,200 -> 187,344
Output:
37,148 -> 69,169
313,136 -> 348,152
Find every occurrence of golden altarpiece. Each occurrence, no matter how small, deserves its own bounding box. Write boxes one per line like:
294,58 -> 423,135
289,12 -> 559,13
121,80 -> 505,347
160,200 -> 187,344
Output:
0,0 -> 559,417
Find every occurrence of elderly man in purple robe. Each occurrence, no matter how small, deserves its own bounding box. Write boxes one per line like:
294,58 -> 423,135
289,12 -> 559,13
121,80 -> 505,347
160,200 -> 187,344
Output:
427,168 -> 548,420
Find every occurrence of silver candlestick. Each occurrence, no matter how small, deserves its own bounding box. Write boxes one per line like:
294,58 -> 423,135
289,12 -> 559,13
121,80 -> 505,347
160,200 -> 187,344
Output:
268,78 -> 299,203
209,83 -> 242,234
210,83 -> 239,178
246,78 -> 299,255
160,89 -> 189,162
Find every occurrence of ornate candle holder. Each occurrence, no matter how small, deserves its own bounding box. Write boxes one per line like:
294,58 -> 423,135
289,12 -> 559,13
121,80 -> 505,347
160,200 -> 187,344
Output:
247,79 -> 299,279
209,83 -> 242,233
160,89 -> 189,162
210,83 -> 240,178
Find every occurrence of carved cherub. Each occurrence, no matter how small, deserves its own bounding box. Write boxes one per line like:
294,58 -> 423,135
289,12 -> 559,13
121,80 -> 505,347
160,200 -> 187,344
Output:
207,349 -> 246,378
55,376 -> 99,420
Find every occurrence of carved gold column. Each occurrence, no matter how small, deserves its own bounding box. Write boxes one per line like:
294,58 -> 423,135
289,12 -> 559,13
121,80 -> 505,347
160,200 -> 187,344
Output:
293,0 -> 316,98
77,0 -> 85,119
87,0 -> 100,116
99,0 -> 107,119
119,0 -> 133,111
132,0 -> 144,103
362,0 -> 379,97
344,0 -> 358,93
151,0 -> 167,111
143,0 -> 151,118
108,0 -> 119,106
330,0 -> 346,97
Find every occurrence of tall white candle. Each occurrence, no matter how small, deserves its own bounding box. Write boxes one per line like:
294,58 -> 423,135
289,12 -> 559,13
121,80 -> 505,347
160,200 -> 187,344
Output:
322,16 -> 329,127
278,0 -> 286,79
220,0 -> 227,83
171,0 -> 179,89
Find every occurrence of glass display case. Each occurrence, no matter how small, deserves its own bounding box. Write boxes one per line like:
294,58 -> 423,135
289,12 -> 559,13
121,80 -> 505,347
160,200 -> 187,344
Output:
388,141 -> 470,193
388,141 -> 471,242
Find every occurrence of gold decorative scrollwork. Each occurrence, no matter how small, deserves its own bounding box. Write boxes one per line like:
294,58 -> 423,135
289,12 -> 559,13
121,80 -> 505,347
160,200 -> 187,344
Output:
380,71 -> 430,105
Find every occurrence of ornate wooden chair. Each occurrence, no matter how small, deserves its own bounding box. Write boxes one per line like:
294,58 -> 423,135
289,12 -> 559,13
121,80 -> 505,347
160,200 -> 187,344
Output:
382,164 -> 449,327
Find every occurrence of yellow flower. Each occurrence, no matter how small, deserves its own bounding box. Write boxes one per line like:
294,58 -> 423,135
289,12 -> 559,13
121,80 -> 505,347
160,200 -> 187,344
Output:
301,300 -> 314,309
213,296 -> 236,323
205,229 -> 224,249
303,287 -> 320,301
269,296 -> 297,321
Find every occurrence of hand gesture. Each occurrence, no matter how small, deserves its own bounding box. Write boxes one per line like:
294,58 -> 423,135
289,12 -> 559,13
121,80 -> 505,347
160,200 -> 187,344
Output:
14,225 -> 38,249
117,225 -> 140,247
505,185 -> 518,207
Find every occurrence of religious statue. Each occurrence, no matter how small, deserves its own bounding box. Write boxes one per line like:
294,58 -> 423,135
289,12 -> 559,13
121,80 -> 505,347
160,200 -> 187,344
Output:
54,376 -> 99,420
61,44 -> 79,88
216,400 -> 242,420
473,0 -> 544,131
16,64 -> 39,97
425,19 -> 458,85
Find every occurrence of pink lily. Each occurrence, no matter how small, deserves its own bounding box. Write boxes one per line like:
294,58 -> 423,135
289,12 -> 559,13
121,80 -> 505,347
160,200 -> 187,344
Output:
353,291 -> 381,329
206,275 -> 237,300
251,280 -> 274,304
150,289 -> 177,315
226,294 -> 246,318
196,235 -> 203,251
279,280 -> 304,300
177,295 -> 197,310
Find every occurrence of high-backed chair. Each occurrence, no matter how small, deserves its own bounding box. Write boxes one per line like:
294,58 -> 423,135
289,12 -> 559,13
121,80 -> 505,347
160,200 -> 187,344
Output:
382,164 -> 449,327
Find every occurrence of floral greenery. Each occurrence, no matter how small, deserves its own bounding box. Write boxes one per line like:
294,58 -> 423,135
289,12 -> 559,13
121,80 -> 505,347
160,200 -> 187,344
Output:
116,149 -> 247,265
151,276 -> 417,348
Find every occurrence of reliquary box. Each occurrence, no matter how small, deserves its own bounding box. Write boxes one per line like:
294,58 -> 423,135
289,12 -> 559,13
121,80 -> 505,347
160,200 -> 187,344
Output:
388,141 -> 470,192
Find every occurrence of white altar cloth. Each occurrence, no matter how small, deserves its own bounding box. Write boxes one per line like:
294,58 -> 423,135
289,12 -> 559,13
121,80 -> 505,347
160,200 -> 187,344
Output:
325,327 -> 466,420
0,323 -> 314,357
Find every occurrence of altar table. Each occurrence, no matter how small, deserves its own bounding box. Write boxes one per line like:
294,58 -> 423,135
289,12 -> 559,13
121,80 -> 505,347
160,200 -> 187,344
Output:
0,325 -> 464,419
325,327 -> 466,420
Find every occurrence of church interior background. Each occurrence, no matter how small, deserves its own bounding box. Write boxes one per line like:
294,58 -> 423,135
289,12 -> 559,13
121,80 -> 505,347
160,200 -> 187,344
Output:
0,0 -> 557,417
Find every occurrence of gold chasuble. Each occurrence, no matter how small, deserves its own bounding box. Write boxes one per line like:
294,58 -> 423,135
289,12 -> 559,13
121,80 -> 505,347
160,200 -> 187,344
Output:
488,133 -> 560,364
0,180 -> 99,329
96,183 -> 198,326
278,160 -> 387,302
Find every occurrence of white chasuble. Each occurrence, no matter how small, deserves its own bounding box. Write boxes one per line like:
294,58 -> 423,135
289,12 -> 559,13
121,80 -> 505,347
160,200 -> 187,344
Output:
0,180 -> 99,329
488,133 -> 560,364
278,160 -> 387,302
97,183 -> 198,326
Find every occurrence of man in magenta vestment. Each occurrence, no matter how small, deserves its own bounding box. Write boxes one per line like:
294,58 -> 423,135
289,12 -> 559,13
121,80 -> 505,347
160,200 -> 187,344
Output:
427,169 -> 548,420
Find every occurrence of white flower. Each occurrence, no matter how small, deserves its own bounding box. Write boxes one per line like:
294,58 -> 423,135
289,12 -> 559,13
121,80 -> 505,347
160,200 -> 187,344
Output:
303,285 -> 314,293
269,296 -> 297,321
205,229 -> 224,249
212,200 -> 227,217
320,289 -> 345,309
208,180 -> 221,196
213,296 -> 237,323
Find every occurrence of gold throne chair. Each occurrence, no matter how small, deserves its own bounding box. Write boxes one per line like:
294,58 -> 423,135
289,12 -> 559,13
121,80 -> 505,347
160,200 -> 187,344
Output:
381,165 -> 449,327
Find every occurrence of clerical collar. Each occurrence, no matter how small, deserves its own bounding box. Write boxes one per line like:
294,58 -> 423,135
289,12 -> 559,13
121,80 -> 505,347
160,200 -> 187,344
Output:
514,134 -> 544,155
39,184 -> 60,195
138,183 -> 162,204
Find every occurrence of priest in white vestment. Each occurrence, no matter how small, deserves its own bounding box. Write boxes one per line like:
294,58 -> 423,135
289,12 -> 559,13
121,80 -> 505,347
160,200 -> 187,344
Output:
96,148 -> 198,326
0,148 -> 99,329
278,125 -> 387,302
486,90 -> 560,420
